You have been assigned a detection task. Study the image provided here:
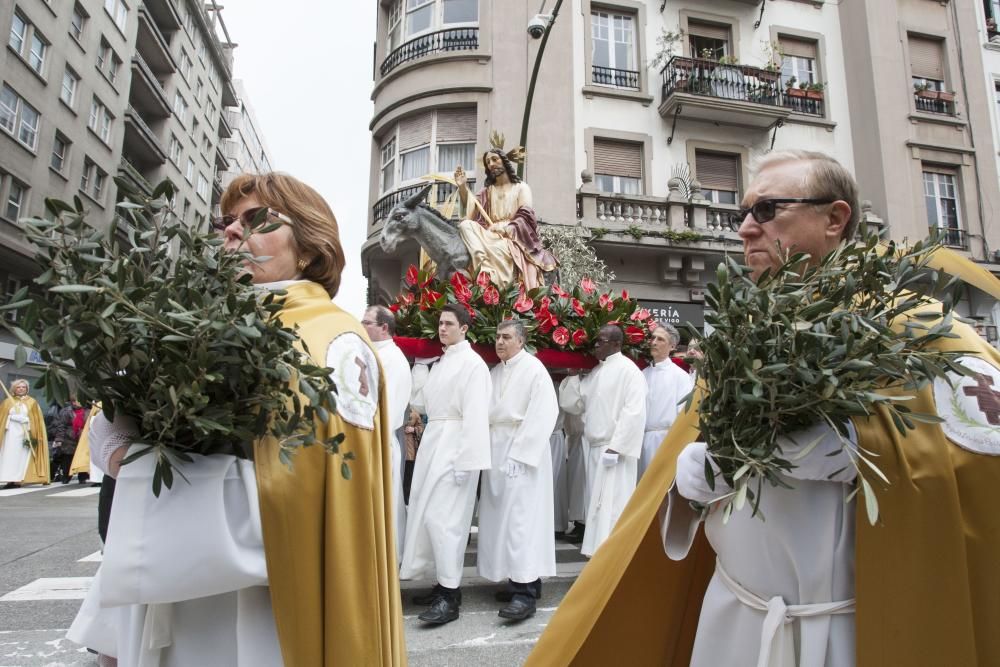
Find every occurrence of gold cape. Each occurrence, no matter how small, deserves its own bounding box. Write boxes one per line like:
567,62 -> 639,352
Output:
0,395 -> 49,484
253,281 -> 406,666
528,266 -> 1000,666
70,404 -> 101,476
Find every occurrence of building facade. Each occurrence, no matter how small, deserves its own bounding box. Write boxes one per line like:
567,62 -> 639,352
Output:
365,0 -> 1000,345
215,79 -> 275,201
0,0 -> 260,392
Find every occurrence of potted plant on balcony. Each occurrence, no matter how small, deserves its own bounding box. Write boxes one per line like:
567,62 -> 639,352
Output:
914,81 -> 937,99
784,76 -> 807,98
937,89 -> 956,102
804,81 -> 825,100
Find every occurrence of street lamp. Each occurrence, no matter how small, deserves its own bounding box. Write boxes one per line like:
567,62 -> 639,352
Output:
518,0 -> 565,179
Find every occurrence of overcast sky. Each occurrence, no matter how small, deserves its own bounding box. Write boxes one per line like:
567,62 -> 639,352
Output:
223,2 -> 375,318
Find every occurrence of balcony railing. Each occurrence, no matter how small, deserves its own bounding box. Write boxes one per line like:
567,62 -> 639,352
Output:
373,178 -> 476,224
661,56 -> 824,117
592,65 -> 639,90
933,226 -> 969,250
380,27 -> 479,77
914,91 -> 956,116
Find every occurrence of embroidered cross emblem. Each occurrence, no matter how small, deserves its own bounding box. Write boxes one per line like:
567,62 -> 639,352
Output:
962,372 -> 1000,425
355,356 -> 370,398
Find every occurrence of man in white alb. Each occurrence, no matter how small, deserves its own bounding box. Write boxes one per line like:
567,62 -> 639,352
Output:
401,304 -> 491,625
639,322 -> 694,480
362,304 -> 412,561
478,320 -> 558,621
559,324 -> 646,557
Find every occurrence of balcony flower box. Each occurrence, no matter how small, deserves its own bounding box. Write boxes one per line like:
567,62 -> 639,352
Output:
805,89 -> 824,100
786,87 -> 808,99
916,88 -> 938,100
937,90 -> 956,102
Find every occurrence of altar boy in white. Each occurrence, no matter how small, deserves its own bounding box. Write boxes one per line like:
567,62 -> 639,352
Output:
478,320 -> 558,621
559,324 -> 646,558
401,303 -> 492,625
639,322 -> 694,480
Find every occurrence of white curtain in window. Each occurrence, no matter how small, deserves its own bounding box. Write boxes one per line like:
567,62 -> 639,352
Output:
437,142 -> 474,173
400,146 -> 430,181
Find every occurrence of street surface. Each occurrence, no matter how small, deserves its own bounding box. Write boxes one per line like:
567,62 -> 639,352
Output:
0,483 -> 585,666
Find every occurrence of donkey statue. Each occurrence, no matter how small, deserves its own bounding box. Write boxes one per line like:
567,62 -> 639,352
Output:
378,184 -> 471,280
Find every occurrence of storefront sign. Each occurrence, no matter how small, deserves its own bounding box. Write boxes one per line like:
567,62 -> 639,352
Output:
637,300 -> 705,330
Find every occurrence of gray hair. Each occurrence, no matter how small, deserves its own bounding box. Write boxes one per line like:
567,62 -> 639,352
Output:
651,321 -> 680,346
751,150 -> 860,241
366,304 -> 396,335
497,319 -> 526,343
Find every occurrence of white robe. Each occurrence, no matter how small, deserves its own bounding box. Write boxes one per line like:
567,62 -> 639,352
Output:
550,411 -> 569,534
563,411 -> 588,524
400,339 -> 491,588
371,338 -> 412,562
478,351 -> 558,583
559,352 -> 647,557
661,427 -> 859,667
67,452 -> 281,667
0,402 -> 32,482
639,360 -> 694,480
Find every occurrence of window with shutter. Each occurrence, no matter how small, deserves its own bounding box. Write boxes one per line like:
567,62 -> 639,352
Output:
909,35 -> 944,81
688,20 -> 730,60
695,151 -> 739,204
380,108 -> 478,192
594,139 -> 643,194
778,37 -> 817,86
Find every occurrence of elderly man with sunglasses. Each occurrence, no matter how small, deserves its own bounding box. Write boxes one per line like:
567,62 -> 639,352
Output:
527,149 -> 1000,667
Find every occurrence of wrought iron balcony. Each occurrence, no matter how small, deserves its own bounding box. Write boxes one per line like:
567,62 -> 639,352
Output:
659,56 -> 794,129
914,91 -> 956,116
372,178 -> 476,225
380,27 -> 479,77
592,65 -> 640,90
933,226 -> 968,250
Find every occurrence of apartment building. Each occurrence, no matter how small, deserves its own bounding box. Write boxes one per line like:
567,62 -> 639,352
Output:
365,0 -> 1000,344
215,79 -> 275,200
0,0 -> 254,390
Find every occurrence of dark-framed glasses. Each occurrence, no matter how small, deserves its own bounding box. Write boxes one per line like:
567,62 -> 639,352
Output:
725,198 -> 836,231
211,206 -> 294,232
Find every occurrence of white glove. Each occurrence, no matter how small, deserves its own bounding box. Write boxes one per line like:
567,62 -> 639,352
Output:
675,441 -> 732,504
453,469 -> 470,485
601,451 -> 620,467
505,459 -> 526,478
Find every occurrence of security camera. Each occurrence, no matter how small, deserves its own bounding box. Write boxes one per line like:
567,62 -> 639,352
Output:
527,14 -> 550,39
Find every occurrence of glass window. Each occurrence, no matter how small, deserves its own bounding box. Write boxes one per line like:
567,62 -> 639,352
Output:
28,32 -> 46,73
93,168 -> 106,200
9,14 -> 26,53
781,55 -> 815,87
591,11 -> 636,87
18,102 -> 39,149
108,53 -> 121,84
174,93 -> 187,123
71,6 -> 86,40
400,145 -> 430,182
5,180 -> 25,220
924,170 -> 961,233
443,0 -> 477,24
185,158 -> 194,183
405,0 -> 433,37
0,85 -> 17,134
437,142 -> 475,173
81,158 -> 92,192
594,174 -> 641,195
60,68 -> 79,107
169,134 -> 182,165
380,136 -> 396,194
387,0 -> 402,51
51,133 -> 68,171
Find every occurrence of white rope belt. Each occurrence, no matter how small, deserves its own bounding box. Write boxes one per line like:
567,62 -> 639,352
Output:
491,419 -> 522,426
644,427 -> 668,433
715,558 -> 855,667
427,416 -> 462,422
588,438 -> 610,448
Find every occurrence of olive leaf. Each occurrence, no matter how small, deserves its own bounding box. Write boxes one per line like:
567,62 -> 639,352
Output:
690,229 -> 970,524
2,179 -> 350,496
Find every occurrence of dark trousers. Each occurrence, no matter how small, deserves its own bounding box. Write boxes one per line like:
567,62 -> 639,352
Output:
510,578 -> 542,599
98,476 -> 116,543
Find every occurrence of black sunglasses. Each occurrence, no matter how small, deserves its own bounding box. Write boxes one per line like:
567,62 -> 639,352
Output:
211,206 -> 294,232
726,198 -> 835,231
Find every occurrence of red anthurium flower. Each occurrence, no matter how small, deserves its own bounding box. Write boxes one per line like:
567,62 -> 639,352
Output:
455,284 -> 472,303
572,328 -> 588,346
621,289 -> 630,300
514,291 -> 534,313
405,265 -> 419,287
389,303 -> 400,313
539,296 -> 552,311
598,293 -> 610,309
465,304 -> 476,319
538,315 -> 556,334
580,277 -> 596,295
422,288 -> 443,304
483,285 -> 500,305
450,271 -> 469,291
476,271 -> 492,288
648,318 -> 660,330
625,325 -> 646,344
553,327 -> 570,346
631,307 -> 651,321
552,284 -> 569,298
571,298 -> 585,316
403,292 -> 415,305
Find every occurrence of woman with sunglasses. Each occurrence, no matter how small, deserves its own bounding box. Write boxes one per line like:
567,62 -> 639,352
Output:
70,173 -> 406,666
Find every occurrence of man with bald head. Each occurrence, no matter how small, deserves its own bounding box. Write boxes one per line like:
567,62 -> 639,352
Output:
559,324 -> 646,557
362,304 -> 412,560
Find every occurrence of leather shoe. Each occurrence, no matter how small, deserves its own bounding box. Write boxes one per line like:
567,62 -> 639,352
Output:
499,594 -> 536,621
413,586 -> 462,606
418,595 -> 460,624
494,588 -> 514,603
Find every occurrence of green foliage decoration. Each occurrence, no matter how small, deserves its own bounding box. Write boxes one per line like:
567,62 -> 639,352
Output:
0,179 -> 351,496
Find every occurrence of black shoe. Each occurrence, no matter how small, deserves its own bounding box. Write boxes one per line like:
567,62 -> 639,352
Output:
499,594 -> 537,621
61,475 -> 71,485
2,482 -> 19,489
413,585 -> 461,606
418,594 -> 460,624
494,588 -> 514,603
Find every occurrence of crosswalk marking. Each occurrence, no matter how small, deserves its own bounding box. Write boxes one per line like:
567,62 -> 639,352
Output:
0,485 -> 53,498
78,551 -> 103,563
0,577 -> 93,601
47,487 -> 101,498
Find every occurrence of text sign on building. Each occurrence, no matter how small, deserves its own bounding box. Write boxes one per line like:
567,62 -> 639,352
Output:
637,300 -> 705,330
